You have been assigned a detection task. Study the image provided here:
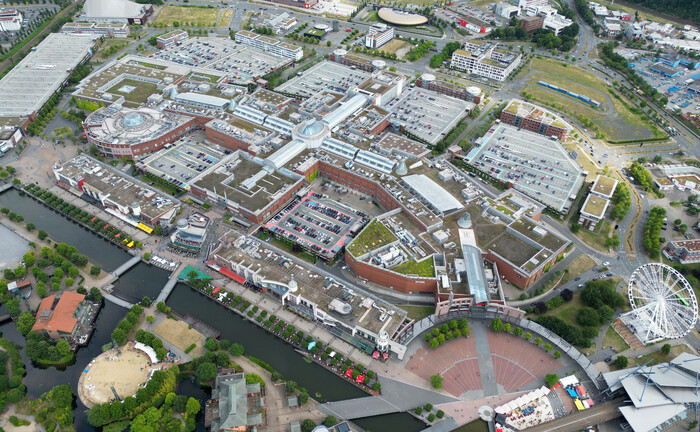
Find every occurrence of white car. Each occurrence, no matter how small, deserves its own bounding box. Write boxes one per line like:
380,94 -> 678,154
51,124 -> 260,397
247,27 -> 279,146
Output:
603,261 -> 610,266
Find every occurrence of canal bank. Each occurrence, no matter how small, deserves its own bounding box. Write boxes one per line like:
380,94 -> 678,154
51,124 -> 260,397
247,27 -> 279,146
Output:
0,187 -> 426,432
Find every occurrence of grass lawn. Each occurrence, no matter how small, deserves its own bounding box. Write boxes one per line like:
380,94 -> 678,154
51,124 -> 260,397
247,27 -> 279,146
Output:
107,78 -> 159,104
399,305 -> 435,321
574,219 -> 613,253
155,6 -> 219,26
96,38 -> 129,60
564,143 -> 600,180
380,39 -> 412,56
364,10 -> 379,21
217,8 -> 233,27
346,219 -> 397,257
566,254 -> 596,276
628,344 -> 695,368
603,326 -> 630,353
528,58 -> 664,142
392,258 -> 435,277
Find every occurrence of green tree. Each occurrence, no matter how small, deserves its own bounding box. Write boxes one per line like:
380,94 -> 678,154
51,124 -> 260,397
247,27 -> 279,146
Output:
553,350 -> 562,359
197,362 -> 217,382
56,338 -> 71,357
90,265 -> 101,276
302,419 -> 316,432
185,397 -> 201,418
16,312 -> 35,335
545,373 -> 559,387
323,415 -> 337,427
661,343 -> 671,355
430,374 -> 444,389
614,355 -> 629,369
230,343 -> 244,356
491,317 -> 503,332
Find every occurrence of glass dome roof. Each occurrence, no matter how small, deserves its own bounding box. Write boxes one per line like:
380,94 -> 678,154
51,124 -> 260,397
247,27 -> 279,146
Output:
123,112 -> 145,127
300,120 -> 324,136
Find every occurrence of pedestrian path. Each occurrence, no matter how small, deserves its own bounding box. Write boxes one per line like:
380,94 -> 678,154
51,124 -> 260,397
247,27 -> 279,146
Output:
104,293 -> 134,309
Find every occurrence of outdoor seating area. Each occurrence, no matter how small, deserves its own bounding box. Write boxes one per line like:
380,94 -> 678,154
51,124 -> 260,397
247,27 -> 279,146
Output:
559,375 -> 594,411
495,386 -> 555,430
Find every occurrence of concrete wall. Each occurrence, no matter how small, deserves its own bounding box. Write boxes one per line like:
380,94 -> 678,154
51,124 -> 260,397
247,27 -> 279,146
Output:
344,251 -> 437,294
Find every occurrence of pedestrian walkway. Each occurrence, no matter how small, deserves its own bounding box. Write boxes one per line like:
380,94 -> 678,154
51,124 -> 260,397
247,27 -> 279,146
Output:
112,254 -> 142,277
155,263 -> 186,304
104,293 -> 134,309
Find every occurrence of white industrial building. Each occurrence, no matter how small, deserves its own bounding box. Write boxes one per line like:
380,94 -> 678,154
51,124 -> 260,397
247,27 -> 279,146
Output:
493,2 -> 519,18
450,41 -> 522,82
0,9 -> 22,32
0,33 -> 96,118
79,0 -> 153,24
234,30 -> 303,61
365,23 -> 394,49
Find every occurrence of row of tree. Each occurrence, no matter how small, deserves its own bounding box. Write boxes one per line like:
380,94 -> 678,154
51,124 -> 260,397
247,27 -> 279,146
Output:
642,207 -> 666,258
611,182 -> 631,220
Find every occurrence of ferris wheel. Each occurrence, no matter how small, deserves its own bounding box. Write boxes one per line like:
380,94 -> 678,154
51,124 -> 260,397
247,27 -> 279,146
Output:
626,263 -> 698,345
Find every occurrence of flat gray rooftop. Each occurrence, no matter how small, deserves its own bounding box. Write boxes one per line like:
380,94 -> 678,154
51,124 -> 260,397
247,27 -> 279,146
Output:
277,61 -> 371,98
466,123 -> 584,212
139,138 -> 224,188
149,37 -> 289,83
386,88 -> 471,145
0,33 -> 95,117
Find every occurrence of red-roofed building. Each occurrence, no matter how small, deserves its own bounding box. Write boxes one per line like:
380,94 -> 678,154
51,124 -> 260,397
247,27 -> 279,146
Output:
31,291 -> 89,341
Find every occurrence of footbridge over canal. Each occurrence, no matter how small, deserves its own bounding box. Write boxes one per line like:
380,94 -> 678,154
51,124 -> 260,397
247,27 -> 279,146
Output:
318,377 -> 457,420
112,254 -> 142,277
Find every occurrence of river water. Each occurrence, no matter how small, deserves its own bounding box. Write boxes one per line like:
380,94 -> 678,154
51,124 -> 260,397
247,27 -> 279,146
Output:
0,189 -> 426,432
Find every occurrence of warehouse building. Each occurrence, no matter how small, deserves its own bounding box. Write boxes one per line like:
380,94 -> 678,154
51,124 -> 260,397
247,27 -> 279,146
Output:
79,0 -> 153,24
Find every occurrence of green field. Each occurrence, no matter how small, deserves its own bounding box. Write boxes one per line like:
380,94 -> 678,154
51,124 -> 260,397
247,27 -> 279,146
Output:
525,58 -> 666,142
603,327 -> 630,353
107,79 -> 159,105
155,6 -> 219,27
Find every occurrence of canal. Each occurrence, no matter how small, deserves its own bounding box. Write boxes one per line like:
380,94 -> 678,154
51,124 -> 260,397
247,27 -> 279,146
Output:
0,188 -> 426,432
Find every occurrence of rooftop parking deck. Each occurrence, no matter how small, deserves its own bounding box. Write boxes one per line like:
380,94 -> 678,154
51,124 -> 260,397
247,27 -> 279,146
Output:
149,37 -> 290,84
265,190 -> 367,259
139,138 -> 224,189
466,124 -> 584,213
386,88 -> 471,145
276,61 -> 371,99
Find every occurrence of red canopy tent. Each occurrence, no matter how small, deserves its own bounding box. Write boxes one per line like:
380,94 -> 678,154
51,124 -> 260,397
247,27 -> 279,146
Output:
356,375 -> 365,384
345,369 -> 353,378
372,351 -> 380,359
212,287 -> 221,295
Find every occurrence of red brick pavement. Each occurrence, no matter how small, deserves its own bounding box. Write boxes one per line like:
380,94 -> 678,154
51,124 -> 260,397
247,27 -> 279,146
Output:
406,336 -> 481,397
488,332 -> 563,392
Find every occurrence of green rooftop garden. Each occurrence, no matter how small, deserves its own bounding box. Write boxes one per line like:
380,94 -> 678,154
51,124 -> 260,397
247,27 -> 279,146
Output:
346,219 -> 397,257
392,258 -> 435,278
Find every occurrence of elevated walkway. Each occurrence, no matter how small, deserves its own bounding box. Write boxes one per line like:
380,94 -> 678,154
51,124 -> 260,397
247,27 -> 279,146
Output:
104,293 -> 135,309
112,255 -> 142,277
0,184 -> 13,193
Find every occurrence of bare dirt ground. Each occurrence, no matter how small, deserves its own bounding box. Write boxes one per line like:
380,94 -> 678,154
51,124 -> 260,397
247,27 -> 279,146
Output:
153,317 -> 205,356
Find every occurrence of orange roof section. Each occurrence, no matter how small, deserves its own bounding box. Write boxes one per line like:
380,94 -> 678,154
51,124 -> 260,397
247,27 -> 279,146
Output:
31,291 -> 85,334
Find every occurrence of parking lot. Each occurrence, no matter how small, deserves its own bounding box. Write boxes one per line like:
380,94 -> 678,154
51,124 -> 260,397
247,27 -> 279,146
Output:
139,137 -> 224,188
149,37 -> 290,84
265,190 -> 367,258
0,5 -> 59,45
630,57 -> 700,114
276,61 -> 371,98
386,88 -> 471,145
466,123 -> 585,213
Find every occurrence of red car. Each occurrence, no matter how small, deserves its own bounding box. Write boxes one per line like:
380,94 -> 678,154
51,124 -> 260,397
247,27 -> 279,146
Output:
345,28 -> 351,32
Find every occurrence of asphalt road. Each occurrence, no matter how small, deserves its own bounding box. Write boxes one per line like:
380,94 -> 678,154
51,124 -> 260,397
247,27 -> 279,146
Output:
524,398 -> 627,432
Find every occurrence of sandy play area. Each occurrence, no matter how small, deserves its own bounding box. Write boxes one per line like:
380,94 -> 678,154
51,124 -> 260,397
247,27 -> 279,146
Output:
154,318 -> 205,356
79,345 -> 155,406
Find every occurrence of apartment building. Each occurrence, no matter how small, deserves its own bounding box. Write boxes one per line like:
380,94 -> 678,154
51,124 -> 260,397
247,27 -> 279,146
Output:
365,23 -> 394,49
450,41 -> 521,82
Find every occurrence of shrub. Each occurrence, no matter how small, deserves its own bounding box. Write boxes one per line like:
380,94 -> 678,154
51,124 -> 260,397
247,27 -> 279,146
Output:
427,414 -> 436,422
415,407 -> 423,415
436,410 -> 444,418
184,343 -> 196,354
424,403 -> 433,411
